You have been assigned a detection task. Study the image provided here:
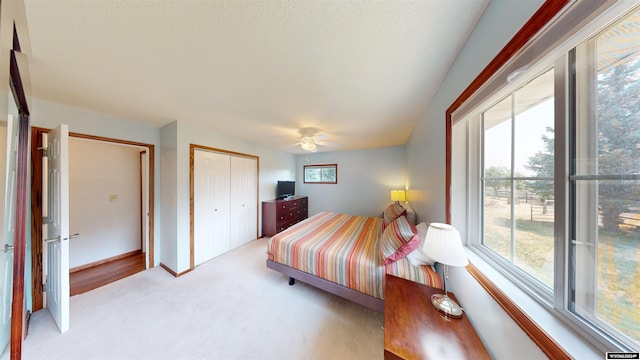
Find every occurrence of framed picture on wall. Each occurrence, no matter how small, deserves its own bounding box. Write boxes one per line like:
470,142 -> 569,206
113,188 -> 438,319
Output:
303,164 -> 337,184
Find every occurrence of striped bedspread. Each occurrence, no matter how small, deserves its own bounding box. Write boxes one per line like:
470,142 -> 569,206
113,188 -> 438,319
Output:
267,212 -> 441,300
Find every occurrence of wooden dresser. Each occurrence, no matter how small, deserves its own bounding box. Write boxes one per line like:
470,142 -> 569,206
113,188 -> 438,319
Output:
261,196 -> 308,237
384,274 -> 490,360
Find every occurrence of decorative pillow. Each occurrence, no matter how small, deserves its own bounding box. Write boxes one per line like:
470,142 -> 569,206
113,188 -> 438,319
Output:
406,222 -> 437,266
380,216 -> 420,265
383,202 -> 407,227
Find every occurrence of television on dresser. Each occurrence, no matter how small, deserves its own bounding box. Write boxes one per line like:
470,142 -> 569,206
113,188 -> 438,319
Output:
276,180 -> 295,199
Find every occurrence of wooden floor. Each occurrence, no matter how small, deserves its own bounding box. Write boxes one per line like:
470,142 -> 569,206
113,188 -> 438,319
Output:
70,253 -> 146,296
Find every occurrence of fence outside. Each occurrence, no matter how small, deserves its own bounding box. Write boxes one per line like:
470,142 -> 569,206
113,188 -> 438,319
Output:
530,200 -> 554,222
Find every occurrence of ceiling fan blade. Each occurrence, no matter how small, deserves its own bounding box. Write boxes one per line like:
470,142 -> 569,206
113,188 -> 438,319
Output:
315,134 -> 328,141
316,140 -> 335,146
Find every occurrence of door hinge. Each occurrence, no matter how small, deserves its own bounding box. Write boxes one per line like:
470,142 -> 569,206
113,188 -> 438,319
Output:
38,146 -> 49,158
42,282 -> 47,292
42,216 -> 53,225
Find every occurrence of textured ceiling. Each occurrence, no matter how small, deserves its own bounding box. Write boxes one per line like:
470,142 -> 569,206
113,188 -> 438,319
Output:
23,0 -> 489,153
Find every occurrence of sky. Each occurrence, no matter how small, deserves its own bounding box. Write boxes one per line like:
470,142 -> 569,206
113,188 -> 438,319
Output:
484,98 -> 554,177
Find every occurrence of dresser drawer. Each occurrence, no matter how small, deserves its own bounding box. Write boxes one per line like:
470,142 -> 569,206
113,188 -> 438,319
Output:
276,200 -> 305,212
276,211 -> 297,223
277,219 -> 298,233
262,196 -> 309,237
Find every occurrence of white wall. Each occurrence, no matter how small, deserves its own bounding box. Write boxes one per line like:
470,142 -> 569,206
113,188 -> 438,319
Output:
406,0 -> 548,358
160,122 -> 178,272
31,100 -> 159,145
407,0 -> 546,224
30,98 -> 162,266
259,148 -> 297,205
295,146 -> 406,217
69,138 -> 142,268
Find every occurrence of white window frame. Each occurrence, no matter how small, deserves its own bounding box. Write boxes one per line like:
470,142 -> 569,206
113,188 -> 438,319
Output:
450,0 -> 640,353
477,68 -> 558,302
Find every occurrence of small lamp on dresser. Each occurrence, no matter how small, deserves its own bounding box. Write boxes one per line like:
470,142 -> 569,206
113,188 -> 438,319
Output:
423,222 -> 468,318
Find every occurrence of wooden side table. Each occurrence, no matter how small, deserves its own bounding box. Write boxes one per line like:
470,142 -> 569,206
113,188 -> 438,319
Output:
384,274 -> 490,360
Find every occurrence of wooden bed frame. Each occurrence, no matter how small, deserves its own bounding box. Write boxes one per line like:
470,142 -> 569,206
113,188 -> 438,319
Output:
266,259 -> 384,312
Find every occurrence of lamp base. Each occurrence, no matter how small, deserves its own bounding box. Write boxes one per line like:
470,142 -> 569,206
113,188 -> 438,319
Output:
431,293 -> 464,319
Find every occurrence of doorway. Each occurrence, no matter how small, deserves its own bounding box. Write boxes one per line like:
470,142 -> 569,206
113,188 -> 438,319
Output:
66,137 -> 148,295
30,128 -> 155,312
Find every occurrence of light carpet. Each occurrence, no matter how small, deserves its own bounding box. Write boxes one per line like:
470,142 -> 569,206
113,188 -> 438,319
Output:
22,238 -> 384,360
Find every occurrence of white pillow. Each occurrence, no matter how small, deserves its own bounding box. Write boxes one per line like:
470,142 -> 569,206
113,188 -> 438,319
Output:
402,202 -> 416,225
406,222 -> 436,266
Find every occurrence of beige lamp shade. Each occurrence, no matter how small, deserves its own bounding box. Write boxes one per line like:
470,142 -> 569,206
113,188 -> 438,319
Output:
390,189 -> 406,202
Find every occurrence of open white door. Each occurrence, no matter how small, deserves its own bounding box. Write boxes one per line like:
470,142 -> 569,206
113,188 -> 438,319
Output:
0,115 -> 17,354
45,124 -> 70,333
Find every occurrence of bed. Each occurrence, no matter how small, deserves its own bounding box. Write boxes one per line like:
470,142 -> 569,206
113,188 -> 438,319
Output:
266,204 -> 442,312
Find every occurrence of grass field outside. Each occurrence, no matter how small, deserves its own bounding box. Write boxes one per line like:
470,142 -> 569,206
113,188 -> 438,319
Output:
483,195 -> 639,346
484,196 -> 555,287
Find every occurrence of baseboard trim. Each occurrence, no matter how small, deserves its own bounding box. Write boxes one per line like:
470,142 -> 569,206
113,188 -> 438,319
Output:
160,263 -> 192,277
467,262 -> 571,360
70,249 -> 143,274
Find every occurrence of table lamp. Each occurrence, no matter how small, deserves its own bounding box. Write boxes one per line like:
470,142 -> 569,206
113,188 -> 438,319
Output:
423,222 -> 468,318
390,189 -> 406,203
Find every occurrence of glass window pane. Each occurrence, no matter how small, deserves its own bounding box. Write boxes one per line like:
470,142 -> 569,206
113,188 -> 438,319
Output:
573,7 -> 640,349
514,180 -> 554,288
589,8 -> 640,177
482,68 -> 556,288
573,180 -> 640,347
305,168 -> 321,181
304,164 -> 338,184
484,96 -> 512,173
321,168 -> 336,182
483,182 -> 511,260
514,69 -> 555,178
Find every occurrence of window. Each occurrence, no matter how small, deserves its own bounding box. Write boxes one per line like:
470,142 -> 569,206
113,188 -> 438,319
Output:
452,2 -> 640,353
303,164 -> 337,184
482,69 -> 556,290
571,10 -> 640,348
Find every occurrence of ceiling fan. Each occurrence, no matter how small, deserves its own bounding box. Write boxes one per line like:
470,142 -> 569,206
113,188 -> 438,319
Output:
296,128 -> 328,153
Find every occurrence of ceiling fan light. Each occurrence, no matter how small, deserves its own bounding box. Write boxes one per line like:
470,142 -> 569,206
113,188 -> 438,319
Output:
301,141 -> 316,152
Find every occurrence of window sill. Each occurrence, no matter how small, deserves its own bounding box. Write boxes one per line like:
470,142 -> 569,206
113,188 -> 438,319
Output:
462,248 -> 602,359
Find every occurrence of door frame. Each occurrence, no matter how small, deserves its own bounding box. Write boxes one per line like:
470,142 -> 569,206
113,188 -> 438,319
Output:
7,30 -> 31,358
139,150 -> 146,252
189,144 -> 259,270
30,128 -> 155,312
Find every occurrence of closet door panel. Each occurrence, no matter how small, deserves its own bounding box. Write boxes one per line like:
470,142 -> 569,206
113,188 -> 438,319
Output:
209,152 -> 231,259
230,156 -> 257,248
194,150 -> 214,266
194,150 -> 230,266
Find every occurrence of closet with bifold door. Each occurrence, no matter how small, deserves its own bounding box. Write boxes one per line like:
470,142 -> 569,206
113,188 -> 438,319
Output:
193,147 -> 258,266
